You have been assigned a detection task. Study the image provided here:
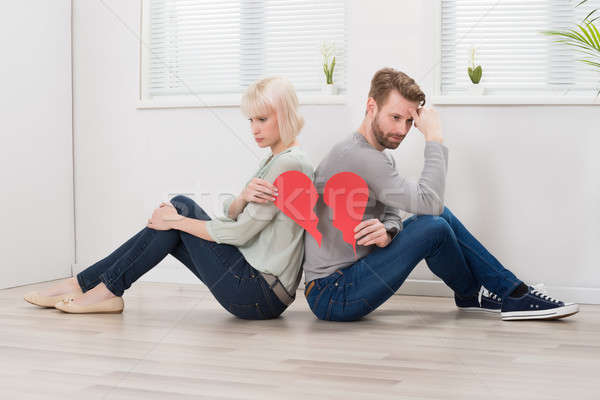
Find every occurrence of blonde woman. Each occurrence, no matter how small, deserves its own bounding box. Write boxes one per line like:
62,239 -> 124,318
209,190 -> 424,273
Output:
24,77 -> 314,319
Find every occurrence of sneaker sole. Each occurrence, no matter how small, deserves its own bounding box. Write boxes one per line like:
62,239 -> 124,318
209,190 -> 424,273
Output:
501,304 -> 579,320
457,307 -> 501,313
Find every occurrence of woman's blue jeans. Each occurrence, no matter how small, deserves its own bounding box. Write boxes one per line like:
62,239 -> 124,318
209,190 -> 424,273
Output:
76,195 -> 287,320
305,206 -> 523,322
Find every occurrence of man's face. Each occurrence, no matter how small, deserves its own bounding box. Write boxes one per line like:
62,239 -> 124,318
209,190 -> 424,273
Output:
371,90 -> 420,149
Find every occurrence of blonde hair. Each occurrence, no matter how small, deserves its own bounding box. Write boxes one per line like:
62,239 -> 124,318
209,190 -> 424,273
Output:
241,76 -> 304,146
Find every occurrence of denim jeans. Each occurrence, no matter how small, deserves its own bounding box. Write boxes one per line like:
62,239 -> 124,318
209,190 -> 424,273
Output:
76,195 -> 287,320
304,206 -> 523,322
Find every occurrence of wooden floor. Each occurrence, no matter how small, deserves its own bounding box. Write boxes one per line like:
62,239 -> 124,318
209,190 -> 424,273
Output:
2,281 -> 598,400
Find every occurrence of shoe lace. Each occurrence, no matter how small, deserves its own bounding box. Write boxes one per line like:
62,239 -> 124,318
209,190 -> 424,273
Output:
531,282 -> 548,295
530,283 -> 560,303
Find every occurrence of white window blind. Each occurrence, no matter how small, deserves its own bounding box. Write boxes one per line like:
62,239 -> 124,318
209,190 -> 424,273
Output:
146,0 -> 347,98
440,0 -> 600,96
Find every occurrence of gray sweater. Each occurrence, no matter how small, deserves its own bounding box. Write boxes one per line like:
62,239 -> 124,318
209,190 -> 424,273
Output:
302,131 -> 449,283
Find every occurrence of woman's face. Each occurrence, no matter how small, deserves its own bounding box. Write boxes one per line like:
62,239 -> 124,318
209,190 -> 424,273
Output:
249,111 -> 281,149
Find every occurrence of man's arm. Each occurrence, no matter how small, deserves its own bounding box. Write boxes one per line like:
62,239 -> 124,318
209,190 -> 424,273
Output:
380,153 -> 404,236
354,140 -> 448,216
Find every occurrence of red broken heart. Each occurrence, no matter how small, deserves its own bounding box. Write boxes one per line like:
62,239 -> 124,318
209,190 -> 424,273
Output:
273,171 -> 369,255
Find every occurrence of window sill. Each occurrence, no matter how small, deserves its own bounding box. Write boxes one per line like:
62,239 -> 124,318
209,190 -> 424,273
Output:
136,93 -> 346,109
431,95 -> 600,105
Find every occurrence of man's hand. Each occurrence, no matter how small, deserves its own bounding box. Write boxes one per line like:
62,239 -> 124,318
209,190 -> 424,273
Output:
409,106 -> 443,143
354,218 -> 392,247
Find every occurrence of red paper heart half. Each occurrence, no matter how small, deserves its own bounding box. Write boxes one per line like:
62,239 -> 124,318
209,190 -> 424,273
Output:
273,170 -> 322,246
323,172 -> 369,256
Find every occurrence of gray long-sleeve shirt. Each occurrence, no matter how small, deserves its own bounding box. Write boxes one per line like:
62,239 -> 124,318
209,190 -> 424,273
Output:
302,131 -> 449,283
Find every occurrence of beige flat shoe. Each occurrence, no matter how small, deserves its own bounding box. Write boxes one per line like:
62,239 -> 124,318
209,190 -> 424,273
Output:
24,288 -> 83,308
54,296 -> 124,314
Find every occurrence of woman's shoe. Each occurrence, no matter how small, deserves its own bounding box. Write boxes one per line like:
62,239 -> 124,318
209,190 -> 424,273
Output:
54,296 -> 124,314
24,287 -> 83,308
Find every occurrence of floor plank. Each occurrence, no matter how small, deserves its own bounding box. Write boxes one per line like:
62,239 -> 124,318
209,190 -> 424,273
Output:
2,281 -> 598,400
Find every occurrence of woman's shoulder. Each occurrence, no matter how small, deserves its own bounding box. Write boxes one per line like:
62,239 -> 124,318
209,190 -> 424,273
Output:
266,147 -> 314,180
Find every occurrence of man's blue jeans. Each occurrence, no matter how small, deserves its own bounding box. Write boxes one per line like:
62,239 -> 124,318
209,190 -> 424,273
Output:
76,195 -> 287,320
305,206 -> 523,322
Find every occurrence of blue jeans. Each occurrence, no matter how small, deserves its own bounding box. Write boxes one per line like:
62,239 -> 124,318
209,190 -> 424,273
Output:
305,206 -> 523,322
76,195 -> 287,320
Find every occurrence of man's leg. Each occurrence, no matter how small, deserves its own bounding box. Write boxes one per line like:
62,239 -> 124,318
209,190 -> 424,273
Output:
307,214 -> 483,321
437,206 -> 522,298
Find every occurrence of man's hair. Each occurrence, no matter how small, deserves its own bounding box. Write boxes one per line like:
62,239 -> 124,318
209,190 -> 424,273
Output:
366,67 -> 426,114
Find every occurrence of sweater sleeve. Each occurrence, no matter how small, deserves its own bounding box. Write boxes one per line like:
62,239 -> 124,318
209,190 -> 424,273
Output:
221,195 -> 235,218
352,141 -> 449,216
205,155 -> 307,247
380,152 -> 404,236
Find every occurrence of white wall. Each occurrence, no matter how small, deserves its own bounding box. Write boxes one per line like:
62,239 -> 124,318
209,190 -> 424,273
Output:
0,1 -> 74,289
72,1 -> 600,303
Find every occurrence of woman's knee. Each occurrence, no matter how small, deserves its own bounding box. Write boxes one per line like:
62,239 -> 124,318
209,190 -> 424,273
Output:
170,195 -> 210,220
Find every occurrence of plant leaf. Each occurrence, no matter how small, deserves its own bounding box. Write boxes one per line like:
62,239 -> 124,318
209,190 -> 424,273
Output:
578,24 -> 598,49
590,22 -> 600,48
584,9 -> 597,23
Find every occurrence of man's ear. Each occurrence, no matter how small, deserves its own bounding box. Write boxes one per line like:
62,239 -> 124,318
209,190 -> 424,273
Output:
365,97 -> 377,117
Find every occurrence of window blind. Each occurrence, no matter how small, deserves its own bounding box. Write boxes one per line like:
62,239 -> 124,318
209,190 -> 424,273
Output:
440,0 -> 600,95
147,0 -> 347,97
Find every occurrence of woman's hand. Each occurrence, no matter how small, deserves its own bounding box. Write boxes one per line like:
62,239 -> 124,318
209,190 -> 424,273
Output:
241,177 -> 278,204
147,202 -> 183,230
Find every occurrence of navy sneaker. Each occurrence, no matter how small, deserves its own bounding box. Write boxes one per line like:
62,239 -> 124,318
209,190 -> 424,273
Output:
501,285 -> 579,320
455,286 -> 502,313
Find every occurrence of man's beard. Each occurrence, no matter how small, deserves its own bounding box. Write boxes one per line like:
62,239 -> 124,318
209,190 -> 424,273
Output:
371,113 -> 401,149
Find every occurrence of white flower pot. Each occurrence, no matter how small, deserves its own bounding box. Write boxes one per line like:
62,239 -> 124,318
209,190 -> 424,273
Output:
468,83 -> 486,95
322,83 -> 337,95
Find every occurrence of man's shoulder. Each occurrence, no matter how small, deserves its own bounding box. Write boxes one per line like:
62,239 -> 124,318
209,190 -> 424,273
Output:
315,132 -> 395,183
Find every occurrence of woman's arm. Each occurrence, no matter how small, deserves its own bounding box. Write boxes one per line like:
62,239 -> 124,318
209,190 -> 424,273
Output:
227,177 -> 278,220
170,217 -> 215,242
226,195 -> 249,220
147,203 -> 216,242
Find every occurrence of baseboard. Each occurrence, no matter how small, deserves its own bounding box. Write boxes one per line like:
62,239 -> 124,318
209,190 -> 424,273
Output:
76,262 -> 600,305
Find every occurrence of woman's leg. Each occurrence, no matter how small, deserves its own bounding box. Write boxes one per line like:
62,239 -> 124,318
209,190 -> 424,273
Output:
76,227 -> 149,292
71,194 -> 283,318
170,195 -> 286,319
76,197 -> 210,292
39,224 -> 150,297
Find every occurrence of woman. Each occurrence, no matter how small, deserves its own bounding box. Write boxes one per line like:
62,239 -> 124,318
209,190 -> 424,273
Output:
24,76 -> 314,319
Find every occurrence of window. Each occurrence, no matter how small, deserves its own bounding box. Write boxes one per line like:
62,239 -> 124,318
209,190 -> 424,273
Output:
140,0 -> 347,104
439,0 -> 600,97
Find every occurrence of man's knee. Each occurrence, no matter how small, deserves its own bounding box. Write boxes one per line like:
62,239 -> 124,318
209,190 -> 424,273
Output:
435,205 -> 453,225
418,214 -> 453,240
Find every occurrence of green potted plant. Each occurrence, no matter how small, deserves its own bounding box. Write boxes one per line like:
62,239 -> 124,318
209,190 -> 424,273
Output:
467,45 -> 485,95
542,0 -> 600,97
321,40 -> 337,95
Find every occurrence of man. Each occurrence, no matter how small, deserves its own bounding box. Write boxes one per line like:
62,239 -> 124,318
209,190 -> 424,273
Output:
302,67 -> 579,321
